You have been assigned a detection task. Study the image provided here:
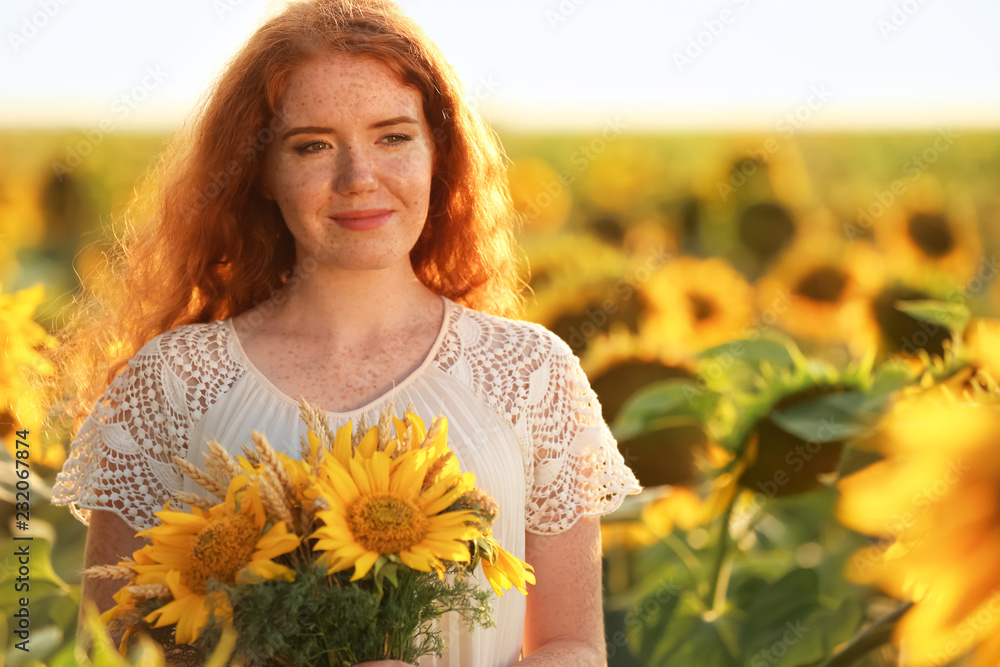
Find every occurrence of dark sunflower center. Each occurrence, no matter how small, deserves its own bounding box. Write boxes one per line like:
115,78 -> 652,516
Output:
794,266 -> 848,303
348,495 -> 429,555
907,213 -> 955,258
183,513 -> 258,593
687,292 -> 717,321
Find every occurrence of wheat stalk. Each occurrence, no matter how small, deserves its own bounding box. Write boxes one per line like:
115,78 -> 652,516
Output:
299,398 -> 337,451
83,564 -> 135,580
251,431 -> 297,502
173,455 -> 228,500
171,491 -> 217,511
126,583 -> 171,599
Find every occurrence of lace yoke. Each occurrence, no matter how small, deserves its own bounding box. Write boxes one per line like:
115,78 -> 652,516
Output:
53,298 -> 641,533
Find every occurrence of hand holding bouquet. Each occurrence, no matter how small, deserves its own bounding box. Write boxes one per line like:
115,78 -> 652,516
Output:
90,400 -> 533,666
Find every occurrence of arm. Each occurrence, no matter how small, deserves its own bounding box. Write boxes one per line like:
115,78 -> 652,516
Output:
78,509 -> 147,649
520,516 -> 606,666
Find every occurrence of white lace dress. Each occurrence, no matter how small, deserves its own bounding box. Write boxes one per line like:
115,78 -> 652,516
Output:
53,295 -> 642,666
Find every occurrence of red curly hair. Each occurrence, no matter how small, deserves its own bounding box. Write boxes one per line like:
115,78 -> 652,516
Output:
53,0 -> 523,425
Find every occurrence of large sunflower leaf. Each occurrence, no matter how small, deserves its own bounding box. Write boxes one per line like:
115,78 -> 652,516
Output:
696,336 -> 800,377
894,299 -> 971,335
613,379 -> 716,441
769,391 -> 874,443
629,590 -> 739,667
738,568 -> 821,665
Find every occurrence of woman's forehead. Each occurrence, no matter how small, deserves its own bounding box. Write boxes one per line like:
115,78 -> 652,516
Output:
278,53 -> 424,124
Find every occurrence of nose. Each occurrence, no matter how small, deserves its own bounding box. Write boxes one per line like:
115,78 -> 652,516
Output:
335,145 -> 377,195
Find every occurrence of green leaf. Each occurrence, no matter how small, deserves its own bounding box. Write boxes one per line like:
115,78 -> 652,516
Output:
696,336 -> 799,375
769,392 -> 874,443
894,299 -> 971,334
630,591 -> 739,667
868,359 -> 917,398
613,379 -> 715,440
738,568 -> 821,663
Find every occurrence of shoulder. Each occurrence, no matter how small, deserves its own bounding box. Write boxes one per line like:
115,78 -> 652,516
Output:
445,298 -> 578,369
127,319 -> 245,387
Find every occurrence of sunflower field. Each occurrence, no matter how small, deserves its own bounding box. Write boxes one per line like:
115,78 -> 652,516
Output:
2,127 -> 1000,666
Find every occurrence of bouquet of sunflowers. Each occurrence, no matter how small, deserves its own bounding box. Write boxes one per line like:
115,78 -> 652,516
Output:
89,400 -> 534,666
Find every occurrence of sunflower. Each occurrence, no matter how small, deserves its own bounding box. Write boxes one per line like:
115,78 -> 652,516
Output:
580,140 -> 667,214
310,435 -> 482,581
837,384 -> 1000,666
580,328 -> 697,423
478,534 -> 535,597
869,280 -> 958,359
508,157 -> 573,235
754,231 -> 883,350
644,256 -> 756,351
520,232 -> 629,294
134,476 -> 301,644
872,176 -> 982,285
0,283 -> 61,467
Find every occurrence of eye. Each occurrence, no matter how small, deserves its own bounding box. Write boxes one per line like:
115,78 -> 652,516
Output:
380,133 -> 412,146
293,141 -> 330,154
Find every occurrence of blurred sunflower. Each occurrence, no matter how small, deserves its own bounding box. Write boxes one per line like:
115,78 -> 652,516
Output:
869,281 -> 956,359
736,201 -> 798,275
0,283 -> 61,466
707,341 -> 901,500
580,141 -> 667,213
135,476 -> 301,644
581,330 -> 705,490
838,385 -> 1000,666
644,256 -> 756,351
581,328 -> 696,422
508,157 -> 572,235
527,262 -> 651,355
311,445 -> 481,581
755,233 -> 883,350
520,232 -> 629,293
873,178 -> 982,284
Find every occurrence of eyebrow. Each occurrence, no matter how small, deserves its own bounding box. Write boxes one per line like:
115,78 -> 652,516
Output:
282,116 -> 420,140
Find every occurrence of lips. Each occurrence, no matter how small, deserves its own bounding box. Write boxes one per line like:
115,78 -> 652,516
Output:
330,209 -> 393,231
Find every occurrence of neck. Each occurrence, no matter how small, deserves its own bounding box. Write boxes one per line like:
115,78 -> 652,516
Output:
262,260 -> 441,343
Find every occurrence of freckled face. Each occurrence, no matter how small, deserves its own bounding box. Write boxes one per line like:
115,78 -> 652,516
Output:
263,53 -> 435,272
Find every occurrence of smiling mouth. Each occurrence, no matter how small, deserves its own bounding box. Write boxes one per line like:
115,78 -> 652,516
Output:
330,210 -> 393,230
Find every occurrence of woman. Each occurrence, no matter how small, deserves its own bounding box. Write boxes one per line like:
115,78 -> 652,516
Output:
52,1 -> 641,664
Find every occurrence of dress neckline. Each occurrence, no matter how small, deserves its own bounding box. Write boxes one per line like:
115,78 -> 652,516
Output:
222,295 -> 452,418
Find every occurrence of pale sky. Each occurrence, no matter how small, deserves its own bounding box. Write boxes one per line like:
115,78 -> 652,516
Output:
1,0 -> 999,131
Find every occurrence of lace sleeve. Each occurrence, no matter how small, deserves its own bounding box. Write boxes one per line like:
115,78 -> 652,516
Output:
524,337 -> 642,535
52,322 -> 244,531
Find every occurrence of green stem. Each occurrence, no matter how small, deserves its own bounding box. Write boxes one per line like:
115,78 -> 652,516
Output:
818,601 -> 913,667
663,531 -> 705,583
705,497 -> 736,611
